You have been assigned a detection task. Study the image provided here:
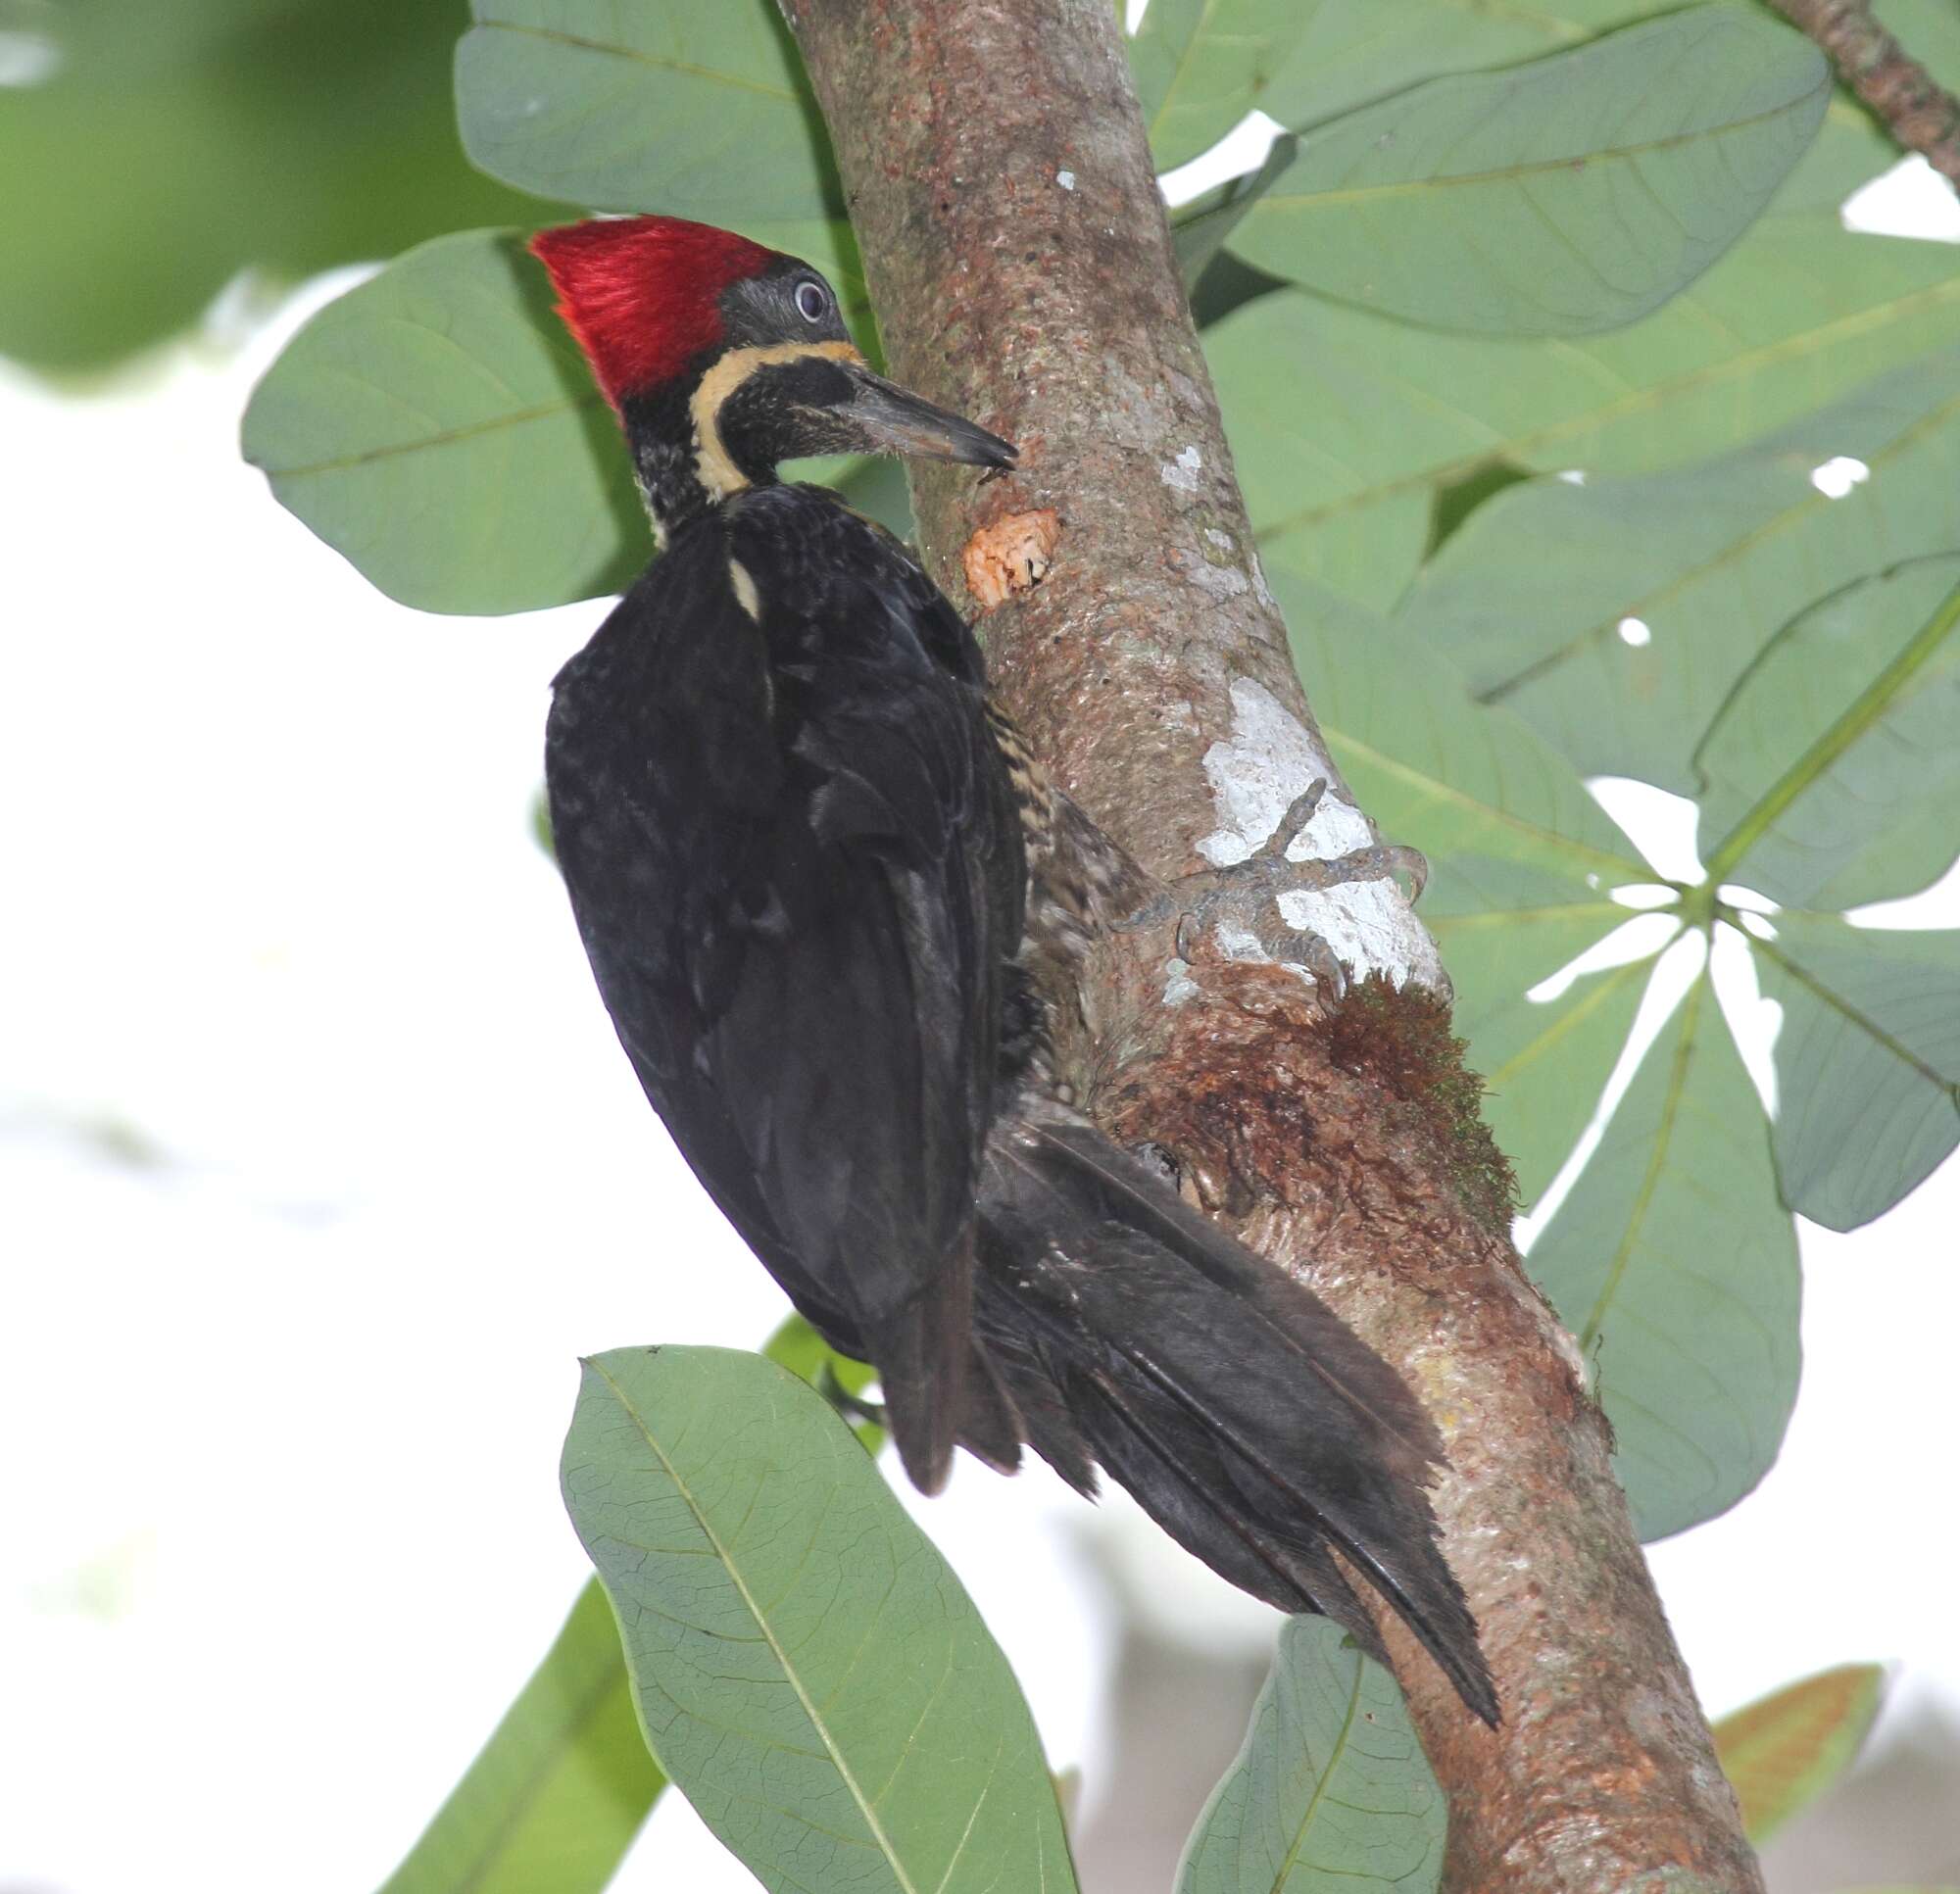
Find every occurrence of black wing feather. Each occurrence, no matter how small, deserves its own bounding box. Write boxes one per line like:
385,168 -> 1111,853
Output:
545,487 -> 1021,1492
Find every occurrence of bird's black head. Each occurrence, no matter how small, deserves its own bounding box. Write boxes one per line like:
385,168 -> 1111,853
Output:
531,216 -> 1017,539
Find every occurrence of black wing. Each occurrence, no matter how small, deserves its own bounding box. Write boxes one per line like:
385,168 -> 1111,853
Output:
545,488 -> 1023,1491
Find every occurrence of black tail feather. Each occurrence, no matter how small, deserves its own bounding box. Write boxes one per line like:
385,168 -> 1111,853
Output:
970,1112 -> 1498,1725
867,1231 -> 974,1496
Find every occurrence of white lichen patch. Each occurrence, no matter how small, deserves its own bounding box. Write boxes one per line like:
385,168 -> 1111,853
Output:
1159,445 -> 1202,493
1204,527 -> 1235,553
1161,958 -> 1200,1005
1179,551 -> 1249,602
1197,679 -> 1335,867
1196,678 -> 1446,992
1056,169 -> 1077,190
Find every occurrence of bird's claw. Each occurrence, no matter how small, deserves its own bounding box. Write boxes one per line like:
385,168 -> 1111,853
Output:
817,1363 -> 888,1430
1128,780 -> 1430,1000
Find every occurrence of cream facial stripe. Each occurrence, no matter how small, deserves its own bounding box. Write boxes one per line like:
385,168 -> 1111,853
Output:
690,339 -> 863,500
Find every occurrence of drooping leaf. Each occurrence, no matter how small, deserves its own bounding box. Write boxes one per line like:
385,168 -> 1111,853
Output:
1278,574 -> 1656,1206
1528,974 -> 1800,1539
242,228 -> 645,614
1393,350 -> 1960,789
372,1317 -> 878,1894
376,1581 -> 662,1894
1225,9 -> 1829,337
455,0 -> 841,244
1177,1616 -> 1445,1894
0,0 -> 569,374
1712,1663 -> 1886,1845
1210,217 -> 1960,609
1750,914 -> 1960,1232
564,1346 -> 1078,1894
1697,560 -> 1960,910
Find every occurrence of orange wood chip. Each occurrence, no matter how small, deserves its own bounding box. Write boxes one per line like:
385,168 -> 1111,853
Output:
961,509 -> 1061,610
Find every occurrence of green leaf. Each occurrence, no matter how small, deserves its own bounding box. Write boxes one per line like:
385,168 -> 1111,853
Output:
242,228 -> 646,614
1129,1 -> 1309,171
1393,350 -> 1960,789
1437,896 -> 1656,1213
1278,574 -> 1655,1206
1210,215 -> 1960,609
1173,135 -> 1298,288
1529,975 -> 1800,1538
1698,560 -> 1960,909
1225,9 -> 1829,337
372,1317 -> 877,1894
1712,1662 -> 1886,1845
1751,914 -> 1960,1232
377,1581 -> 661,1894
456,0 -> 837,232
564,1346 -> 1078,1894
1130,0 -> 1649,173
0,0 -> 569,373
1176,1617 -> 1445,1894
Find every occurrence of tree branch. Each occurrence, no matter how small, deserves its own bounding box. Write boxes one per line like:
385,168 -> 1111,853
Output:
1770,0 -> 1960,184
779,2 -> 1764,1885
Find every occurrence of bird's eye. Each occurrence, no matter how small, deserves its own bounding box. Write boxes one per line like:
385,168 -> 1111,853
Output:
794,279 -> 829,322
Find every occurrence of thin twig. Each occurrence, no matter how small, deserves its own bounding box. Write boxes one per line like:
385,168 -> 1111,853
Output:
1772,0 -> 1960,183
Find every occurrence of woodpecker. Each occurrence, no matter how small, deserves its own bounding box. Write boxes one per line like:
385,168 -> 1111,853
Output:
533,216 -> 1495,1724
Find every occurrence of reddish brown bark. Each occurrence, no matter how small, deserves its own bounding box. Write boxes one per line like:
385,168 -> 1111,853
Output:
779,1 -> 1764,1887
1771,0 -> 1960,185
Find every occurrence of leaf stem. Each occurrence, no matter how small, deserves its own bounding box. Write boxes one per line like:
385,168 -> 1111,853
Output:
1704,570 -> 1960,883
1768,0 -> 1960,184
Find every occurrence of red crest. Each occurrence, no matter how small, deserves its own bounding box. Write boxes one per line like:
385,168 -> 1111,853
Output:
529,216 -> 776,409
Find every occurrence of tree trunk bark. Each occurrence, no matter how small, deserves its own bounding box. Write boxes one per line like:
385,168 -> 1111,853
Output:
779,2 -> 1764,1887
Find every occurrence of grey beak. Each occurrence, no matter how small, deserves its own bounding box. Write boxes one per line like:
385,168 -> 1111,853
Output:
839,365 -> 1018,468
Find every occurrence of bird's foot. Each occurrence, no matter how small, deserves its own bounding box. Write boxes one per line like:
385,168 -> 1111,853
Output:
816,1362 -> 888,1432
1120,782 -> 1429,1001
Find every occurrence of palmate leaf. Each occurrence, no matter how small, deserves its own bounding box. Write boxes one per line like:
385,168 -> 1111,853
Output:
1177,1617 -> 1445,1894
564,1346 -> 1078,1894
240,225 -> 906,614
375,1318 -> 879,1894
1129,0 -> 1650,174
1697,560 -> 1960,911
242,229 -> 644,615
1711,1663 -> 1886,1845
1277,573 -> 1655,1208
1392,350 -> 1960,790
1528,974 -> 1800,1538
1210,209 -> 1960,609
1432,882 -> 1655,1214
1751,915 -> 1960,1232
454,0 -> 858,294
1224,8 -> 1828,337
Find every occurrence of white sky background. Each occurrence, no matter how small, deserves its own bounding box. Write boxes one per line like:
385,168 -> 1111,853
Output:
3,133 -> 1960,1894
